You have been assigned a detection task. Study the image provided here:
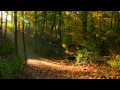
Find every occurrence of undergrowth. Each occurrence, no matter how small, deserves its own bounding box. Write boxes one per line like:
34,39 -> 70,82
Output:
107,55 -> 120,68
0,55 -> 25,79
0,40 -> 25,79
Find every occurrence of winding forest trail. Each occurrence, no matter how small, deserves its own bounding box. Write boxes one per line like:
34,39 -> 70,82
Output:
15,31 -> 99,79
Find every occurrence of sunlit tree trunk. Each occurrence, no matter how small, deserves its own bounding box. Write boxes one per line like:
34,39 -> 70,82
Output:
14,11 -> 18,55
11,11 -> 14,23
4,11 -> 8,47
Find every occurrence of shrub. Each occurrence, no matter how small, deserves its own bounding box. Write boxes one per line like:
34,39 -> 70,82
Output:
0,40 -> 25,79
107,55 -> 120,68
75,49 -> 94,65
0,55 -> 25,79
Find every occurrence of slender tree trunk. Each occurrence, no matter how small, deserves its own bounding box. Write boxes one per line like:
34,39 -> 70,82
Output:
0,11 -> 3,33
18,21 -> 20,31
22,11 -> 27,62
14,11 -> 18,55
0,11 -> 2,77
1,11 -> 2,29
53,12 -> 57,35
112,11 -> 117,31
34,11 -> 37,51
11,11 -> 13,23
42,11 -> 46,35
50,11 -> 57,35
29,22 -> 30,28
81,11 -> 88,33
114,12 -> 117,30
4,11 -> 8,47
117,11 -> 119,29
110,11 -> 113,29
100,16 -> 102,31
58,11 -> 62,59
81,11 -> 88,41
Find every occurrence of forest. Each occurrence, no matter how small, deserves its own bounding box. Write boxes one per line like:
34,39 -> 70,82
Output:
0,11 -> 120,79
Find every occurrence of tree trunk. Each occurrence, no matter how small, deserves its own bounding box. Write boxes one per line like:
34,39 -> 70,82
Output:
1,11 -> 2,29
11,11 -> 13,23
58,11 -> 62,59
81,11 -> 88,41
34,11 -> 37,51
100,16 -> 102,31
22,11 -> 27,62
81,11 -> 88,33
14,11 -> 18,55
110,11 -> 113,29
50,11 -> 57,35
29,22 -> 30,28
4,11 -> 8,47
117,11 -> 119,29
42,11 -> 46,35
0,11 -> 3,33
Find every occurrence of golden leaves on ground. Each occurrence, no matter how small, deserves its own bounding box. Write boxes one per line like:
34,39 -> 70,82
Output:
22,59 -> 120,79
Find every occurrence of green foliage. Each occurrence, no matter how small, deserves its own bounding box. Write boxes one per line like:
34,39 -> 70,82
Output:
81,41 -> 97,52
0,55 -> 25,79
0,40 -> 16,58
7,22 -> 14,29
4,44 -> 16,55
0,40 -> 25,79
75,49 -> 94,65
107,55 -> 120,68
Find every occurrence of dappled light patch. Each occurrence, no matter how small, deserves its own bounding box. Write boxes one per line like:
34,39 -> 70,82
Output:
21,58 -> 120,79
22,59 -> 99,79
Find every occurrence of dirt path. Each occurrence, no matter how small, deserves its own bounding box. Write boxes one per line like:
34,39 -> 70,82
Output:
23,59 -> 97,79
14,31 -> 100,79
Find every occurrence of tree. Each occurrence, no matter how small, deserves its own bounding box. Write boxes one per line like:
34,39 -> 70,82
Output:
58,11 -> 62,58
50,11 -> 57,35
42,11 -> 46,35
22,11 -> 27,62
14,11 -> 18,55
0,11 -> 3,34
0,11 -> 3,30
34,11 -> 38,51
5,11 -> 8,42
81,11 -> 88,42
4,11 -> 8,50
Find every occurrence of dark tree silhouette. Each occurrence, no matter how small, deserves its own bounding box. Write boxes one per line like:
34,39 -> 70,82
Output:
14,11 -> 18,55
22,11 -> 27,61
58,11 -> 62,59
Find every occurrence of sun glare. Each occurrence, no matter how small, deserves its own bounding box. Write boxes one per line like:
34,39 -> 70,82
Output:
1,11 -> 11,22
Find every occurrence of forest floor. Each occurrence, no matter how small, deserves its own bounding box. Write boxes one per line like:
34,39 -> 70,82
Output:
11,31 -> 120,79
